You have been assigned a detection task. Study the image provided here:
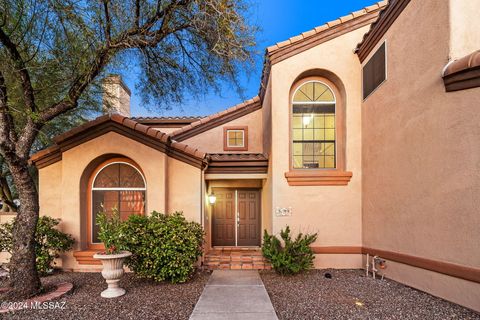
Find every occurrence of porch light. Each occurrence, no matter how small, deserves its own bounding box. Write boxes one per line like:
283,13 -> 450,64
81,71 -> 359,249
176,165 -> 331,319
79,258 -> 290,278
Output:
208,193 -> 217,205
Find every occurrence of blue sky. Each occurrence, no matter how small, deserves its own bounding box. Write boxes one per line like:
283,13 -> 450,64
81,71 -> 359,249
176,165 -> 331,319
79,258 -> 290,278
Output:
126,0 -> 376,117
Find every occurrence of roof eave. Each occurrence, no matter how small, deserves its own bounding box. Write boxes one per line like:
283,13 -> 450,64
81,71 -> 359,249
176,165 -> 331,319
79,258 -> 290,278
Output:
31,115 -> 208,170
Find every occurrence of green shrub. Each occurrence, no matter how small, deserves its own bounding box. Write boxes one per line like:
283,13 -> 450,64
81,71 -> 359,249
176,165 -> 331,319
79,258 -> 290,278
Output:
96,208 -> 123,254
262,226 -> 317,275
120,211 -> 204,283
0,216 -> 74,274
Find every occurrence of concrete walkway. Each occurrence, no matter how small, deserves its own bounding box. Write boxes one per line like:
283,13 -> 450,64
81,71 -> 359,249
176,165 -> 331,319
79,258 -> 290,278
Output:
190,270 -> 278,320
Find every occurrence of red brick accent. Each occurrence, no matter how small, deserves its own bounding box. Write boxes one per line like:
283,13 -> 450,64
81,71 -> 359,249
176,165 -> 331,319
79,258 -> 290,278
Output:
204,248 -> 271,271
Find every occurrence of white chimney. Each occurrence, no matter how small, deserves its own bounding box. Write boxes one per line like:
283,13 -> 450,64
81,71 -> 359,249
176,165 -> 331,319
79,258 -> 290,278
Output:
102,74 -> 131,117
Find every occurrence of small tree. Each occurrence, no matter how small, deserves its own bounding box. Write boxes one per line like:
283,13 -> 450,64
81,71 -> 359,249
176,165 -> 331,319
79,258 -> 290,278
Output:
0,0 -> 255,298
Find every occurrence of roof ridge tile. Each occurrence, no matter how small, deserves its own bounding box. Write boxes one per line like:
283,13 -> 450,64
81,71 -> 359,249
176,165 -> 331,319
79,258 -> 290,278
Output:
268,1 -> 387,56
170,96 -> 260,139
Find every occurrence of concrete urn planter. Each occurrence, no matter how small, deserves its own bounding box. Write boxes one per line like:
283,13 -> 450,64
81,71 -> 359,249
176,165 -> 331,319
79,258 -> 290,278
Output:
93,251 -> 132,298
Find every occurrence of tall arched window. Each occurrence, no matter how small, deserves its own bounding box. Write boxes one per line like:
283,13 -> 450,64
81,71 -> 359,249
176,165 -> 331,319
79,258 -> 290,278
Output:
88,158 -> 146,247
292,80 -> 336,169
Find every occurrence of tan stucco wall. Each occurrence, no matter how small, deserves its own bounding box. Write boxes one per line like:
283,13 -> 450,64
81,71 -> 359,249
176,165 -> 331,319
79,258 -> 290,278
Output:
362,0 -> 480,311
38,131 -> 179,270
262,78 -> 273,240
448,0 -> 480,59
266,26 -> 368,269
167,157 -> 202,223
39,161 -> 63,220
183,108 -> 263,154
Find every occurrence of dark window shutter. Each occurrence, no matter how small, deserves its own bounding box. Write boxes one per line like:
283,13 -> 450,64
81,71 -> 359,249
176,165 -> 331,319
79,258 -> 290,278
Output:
363,42 -> 386,99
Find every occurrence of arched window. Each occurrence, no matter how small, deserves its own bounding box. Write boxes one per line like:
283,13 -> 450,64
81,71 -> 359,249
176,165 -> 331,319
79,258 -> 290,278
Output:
292,80 -> 336,169
88,159 -> 145,247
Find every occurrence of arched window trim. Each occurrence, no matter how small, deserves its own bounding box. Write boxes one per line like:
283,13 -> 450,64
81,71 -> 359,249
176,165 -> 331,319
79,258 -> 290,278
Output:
286,76 -> 353,186
291,80 -> 337,170
291,80 -> 337,104
91,161 -> 147,191
87,157 -> 146,248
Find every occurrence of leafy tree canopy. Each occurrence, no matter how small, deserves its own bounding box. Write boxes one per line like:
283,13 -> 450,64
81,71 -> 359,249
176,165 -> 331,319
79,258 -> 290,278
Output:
0,0 -> 256,298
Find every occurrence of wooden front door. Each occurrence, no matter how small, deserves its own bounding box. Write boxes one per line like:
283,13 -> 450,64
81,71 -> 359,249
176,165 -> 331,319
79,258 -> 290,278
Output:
212,189 -> 236,246
212,188 -> 261,247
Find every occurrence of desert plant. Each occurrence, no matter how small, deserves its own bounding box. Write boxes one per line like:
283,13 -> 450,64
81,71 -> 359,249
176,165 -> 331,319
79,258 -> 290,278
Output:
96,207 -> 123,254
262,226 -> 317,275
121,211 -> 204,283
0,216 -> 74,274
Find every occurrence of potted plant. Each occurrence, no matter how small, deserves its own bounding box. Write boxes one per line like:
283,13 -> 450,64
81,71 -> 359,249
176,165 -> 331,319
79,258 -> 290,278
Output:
93,207 -> 131,298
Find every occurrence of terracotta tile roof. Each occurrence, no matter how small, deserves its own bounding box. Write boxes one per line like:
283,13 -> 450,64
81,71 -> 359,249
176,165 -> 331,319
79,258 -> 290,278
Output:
265,1 -> 387,56
31,114 -> 208,169
355,0 -> 410,62
206,153 -> 268,174
30,145 -> 61,163
170,96 -> 261,141
259,1 -> 387,100
131,116 -> 203,120
443,50 -> 480,92
443,50 -> 480,77
208,153 -> 268,161
131,116 -> 203,124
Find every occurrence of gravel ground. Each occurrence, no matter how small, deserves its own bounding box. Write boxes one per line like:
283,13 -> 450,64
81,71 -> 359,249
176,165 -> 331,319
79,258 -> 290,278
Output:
260,269 -> 480,320
1,270 -> 210,320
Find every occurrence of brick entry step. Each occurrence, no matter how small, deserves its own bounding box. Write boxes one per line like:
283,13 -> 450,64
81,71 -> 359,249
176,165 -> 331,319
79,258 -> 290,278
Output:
204,247 -> 272,270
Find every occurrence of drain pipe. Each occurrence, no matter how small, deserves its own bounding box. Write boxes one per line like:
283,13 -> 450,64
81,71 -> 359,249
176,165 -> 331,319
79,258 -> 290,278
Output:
372,256 -> 379,279
365,253 -> 369,277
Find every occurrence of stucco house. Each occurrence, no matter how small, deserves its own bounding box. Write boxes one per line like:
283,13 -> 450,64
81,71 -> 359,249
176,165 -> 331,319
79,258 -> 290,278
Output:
16,0 -> 480,311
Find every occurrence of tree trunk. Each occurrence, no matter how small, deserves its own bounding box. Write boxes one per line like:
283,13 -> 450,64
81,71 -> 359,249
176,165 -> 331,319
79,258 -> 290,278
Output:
6,158 -> 40,298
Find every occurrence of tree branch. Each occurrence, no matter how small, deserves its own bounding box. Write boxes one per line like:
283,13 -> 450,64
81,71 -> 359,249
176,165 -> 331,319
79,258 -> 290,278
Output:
0,71 -> 18,149
135,0 -> 140,28
0,27 -> 37,113
36,1 -> 190,129
37,46 -> 112,124
103,0 -> 111,44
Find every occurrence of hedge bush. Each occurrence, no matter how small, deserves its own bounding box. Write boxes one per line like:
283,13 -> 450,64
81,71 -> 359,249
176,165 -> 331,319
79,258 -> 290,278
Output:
262,226 -> 317,275
0,216 -> 74,274
120,211 -> 204,283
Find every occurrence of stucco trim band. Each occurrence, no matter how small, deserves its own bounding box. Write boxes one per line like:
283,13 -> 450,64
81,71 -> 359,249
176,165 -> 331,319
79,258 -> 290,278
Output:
363,247 -> 480,284
311,246 -> 480,284
443,50 -> 480,92
355,0 -> 411,62
284,170 -> 353,186
311,246 -> 362,254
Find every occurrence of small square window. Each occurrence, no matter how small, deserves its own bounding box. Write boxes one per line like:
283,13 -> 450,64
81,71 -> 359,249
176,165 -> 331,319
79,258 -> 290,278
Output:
228,130 -> 244,147
224,127 -> 248,151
